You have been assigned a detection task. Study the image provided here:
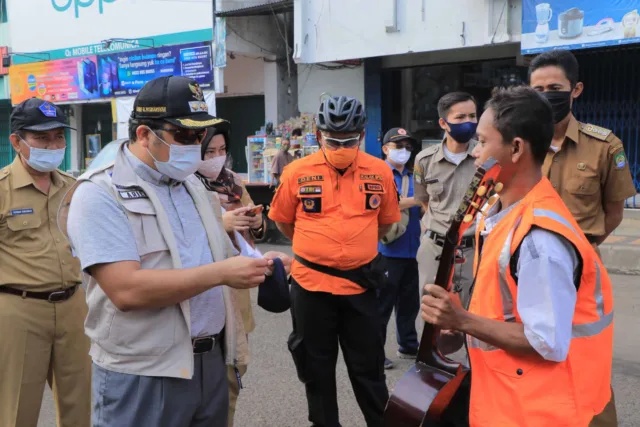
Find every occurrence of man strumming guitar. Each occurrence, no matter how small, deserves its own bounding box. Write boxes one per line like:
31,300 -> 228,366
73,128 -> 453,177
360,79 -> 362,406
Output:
421,86 -> 615,427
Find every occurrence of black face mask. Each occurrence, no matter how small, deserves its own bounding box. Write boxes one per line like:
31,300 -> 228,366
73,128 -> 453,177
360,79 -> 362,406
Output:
542,91 -> 572,124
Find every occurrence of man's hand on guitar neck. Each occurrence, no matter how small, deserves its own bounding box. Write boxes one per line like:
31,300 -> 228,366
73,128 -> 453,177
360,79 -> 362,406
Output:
422,284 -> 541,358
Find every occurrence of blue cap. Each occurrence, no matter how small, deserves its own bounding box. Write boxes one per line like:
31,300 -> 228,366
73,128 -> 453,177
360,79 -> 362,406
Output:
258,257 -> 290,313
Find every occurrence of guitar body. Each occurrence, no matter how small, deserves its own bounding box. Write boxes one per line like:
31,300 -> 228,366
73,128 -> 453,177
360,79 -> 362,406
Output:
382,158 -> 502,427
384,363 -> 468,427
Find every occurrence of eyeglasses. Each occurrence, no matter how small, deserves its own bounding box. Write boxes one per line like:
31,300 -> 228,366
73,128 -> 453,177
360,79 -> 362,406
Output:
153,127 -> 206,145
323,136 -> 361,149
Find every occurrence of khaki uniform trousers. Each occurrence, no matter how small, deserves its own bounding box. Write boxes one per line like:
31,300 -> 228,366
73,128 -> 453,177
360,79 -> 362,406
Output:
226,364 -> 248,427
589,241 -> 618,427
0,287 -> 91,427
417,234 -> 476,308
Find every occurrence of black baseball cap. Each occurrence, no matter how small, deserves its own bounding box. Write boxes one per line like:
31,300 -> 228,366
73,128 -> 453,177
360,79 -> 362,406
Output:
131,76 -> 225,130
11,98 -> 73,133
383,127 -> 417,145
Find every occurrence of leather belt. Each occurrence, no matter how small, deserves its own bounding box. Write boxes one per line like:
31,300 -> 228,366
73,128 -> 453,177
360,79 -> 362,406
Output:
192,334 -> 221,354
425,230 -> 475,249
0,285 -> 78,303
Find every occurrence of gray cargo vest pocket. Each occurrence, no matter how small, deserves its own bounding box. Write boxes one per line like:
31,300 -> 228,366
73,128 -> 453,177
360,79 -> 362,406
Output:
106,305 -> 180,356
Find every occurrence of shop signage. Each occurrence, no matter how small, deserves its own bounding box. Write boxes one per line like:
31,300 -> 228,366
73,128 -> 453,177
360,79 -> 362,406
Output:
9,42 -> 213,105
6,0 -> 212,56
522,0 -> 640,54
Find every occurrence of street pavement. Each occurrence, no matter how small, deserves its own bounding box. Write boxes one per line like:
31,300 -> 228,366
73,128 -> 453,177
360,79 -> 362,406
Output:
38,243 -> 640,427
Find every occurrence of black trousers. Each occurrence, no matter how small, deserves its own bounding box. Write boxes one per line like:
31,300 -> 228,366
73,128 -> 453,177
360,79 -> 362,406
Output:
289,279 -> 389,427
378,257 -> 420,352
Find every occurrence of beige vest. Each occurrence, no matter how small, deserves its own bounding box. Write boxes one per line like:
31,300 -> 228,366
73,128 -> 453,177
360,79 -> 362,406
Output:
58,143 -> 248,379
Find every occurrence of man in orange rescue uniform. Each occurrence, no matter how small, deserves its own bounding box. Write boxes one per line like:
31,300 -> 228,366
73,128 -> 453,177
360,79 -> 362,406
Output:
421,86 -> 614,427
269,95 -> 400,427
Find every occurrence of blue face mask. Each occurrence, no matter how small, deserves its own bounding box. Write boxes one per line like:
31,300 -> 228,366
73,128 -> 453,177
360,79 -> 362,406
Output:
445,121 -> 478,144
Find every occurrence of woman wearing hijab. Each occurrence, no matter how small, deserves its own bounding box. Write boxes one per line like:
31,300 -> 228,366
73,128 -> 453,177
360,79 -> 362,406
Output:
196,121 -> 271,427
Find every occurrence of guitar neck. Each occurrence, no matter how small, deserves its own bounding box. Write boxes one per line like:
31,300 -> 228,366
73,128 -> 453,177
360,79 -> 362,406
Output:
416,228 -> 460,365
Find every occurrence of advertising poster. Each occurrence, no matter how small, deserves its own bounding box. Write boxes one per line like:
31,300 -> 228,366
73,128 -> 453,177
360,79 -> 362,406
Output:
522,1 -> 640,54
98,42 -> 214,97
9,56 -> 101,104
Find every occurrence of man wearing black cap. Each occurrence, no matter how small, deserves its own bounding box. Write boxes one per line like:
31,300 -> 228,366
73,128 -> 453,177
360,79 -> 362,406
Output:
377,127 -> 423,370
60,76 -> 279,426
0,98 -> 91,427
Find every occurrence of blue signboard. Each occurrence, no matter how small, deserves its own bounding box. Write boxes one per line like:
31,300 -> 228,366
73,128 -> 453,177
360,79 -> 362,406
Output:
97,41 -> 213,97
521,1 -> 640,54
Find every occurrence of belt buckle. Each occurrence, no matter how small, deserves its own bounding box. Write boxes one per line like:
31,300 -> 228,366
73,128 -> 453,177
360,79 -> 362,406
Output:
192,337 -> 214,354
48,290 -> 68,303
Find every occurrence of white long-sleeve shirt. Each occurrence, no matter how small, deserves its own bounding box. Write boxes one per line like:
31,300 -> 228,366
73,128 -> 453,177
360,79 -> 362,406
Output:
480,202 -> 579,362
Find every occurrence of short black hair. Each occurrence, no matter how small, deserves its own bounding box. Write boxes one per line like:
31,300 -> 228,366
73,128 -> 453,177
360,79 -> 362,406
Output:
291,128 -> 303,137
484,86 -> 554,165
128,118 -> 165,142
437,92 -> 477,119
528,50 -> 579,88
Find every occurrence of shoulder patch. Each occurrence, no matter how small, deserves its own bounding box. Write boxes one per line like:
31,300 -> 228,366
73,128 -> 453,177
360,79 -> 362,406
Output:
579,123 -> 612,141
614,151 -> 627,169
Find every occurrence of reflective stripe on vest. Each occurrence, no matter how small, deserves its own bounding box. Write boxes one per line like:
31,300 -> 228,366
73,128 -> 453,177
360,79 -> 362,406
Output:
468,208 -> 613,350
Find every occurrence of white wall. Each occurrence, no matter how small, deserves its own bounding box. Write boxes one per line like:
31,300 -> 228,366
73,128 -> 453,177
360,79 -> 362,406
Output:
297,65 -> 365,114
294,0 -> 521,63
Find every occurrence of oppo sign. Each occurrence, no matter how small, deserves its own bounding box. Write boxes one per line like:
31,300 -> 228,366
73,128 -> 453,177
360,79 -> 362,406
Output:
51,0 -> 116,18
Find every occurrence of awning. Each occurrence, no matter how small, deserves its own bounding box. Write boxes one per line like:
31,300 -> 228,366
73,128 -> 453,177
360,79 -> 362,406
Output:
216,0 -> 293,17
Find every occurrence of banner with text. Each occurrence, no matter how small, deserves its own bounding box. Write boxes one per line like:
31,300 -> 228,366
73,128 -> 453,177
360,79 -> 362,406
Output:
9,42 -> 214,105
522,0 -> 640,54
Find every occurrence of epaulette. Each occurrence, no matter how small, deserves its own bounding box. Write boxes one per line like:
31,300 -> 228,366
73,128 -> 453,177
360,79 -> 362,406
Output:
579,123 -> 612,141
416,143 -> 440,160
0,166 -> 10,181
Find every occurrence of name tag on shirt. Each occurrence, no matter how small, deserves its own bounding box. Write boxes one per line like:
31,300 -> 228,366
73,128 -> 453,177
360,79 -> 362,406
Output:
10,208 -> 34,216
116,185 -> 149,200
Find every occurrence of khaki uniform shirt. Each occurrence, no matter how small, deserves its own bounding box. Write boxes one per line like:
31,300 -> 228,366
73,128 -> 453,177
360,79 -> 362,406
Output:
0,156 -> 81,291
542,115 -> 637,237
413,139 -> 478,237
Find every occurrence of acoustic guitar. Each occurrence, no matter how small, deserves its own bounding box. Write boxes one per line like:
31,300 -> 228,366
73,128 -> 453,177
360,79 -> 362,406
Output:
383,157 -> 502,427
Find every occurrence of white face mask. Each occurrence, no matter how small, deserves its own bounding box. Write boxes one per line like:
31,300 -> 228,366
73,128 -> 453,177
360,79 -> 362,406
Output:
198,155 -> 226,180
387,148 -> 411,165
20,138 -> 65,172
147,129 -> 202,181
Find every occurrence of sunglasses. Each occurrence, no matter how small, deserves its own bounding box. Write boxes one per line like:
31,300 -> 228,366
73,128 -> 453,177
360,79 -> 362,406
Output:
153,127 -> 206,145
323,136 -> 361,149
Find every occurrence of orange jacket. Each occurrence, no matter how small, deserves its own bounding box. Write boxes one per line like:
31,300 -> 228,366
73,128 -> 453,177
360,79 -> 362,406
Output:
468,177 -> 613,426
269,150 -> 400,295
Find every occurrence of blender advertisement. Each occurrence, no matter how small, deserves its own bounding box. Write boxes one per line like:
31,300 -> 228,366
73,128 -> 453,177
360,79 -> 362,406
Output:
522,0 -> 640,54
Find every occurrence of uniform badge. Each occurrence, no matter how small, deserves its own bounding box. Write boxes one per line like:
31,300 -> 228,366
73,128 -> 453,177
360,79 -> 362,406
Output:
299,185 -> 322,195
298,175 -> 324,184
302,197 -> 321,213
614,151 -> 627,169
577,162 -> 586,171
188,101 -> 208,113
364,183 -> 384,193
10,208 -> 34,216
366,193 -> 382,210
189,82 -> 205,101
39,102 -> 57,117
116,185 -> 149,200
397,128 -> 407,135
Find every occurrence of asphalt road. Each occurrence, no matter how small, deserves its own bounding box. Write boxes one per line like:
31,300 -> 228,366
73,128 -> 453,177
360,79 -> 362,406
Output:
38,243 -> 640,427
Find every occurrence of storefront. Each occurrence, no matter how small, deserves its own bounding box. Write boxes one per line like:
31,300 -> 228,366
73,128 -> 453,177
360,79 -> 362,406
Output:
3,0 -> 216,173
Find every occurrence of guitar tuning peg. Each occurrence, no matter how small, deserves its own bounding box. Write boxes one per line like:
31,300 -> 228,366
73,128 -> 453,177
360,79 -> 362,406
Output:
493,182 -> 504,193
463,214 -> 474,223
476,186 -> 487,197
486,194 -> 500,206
